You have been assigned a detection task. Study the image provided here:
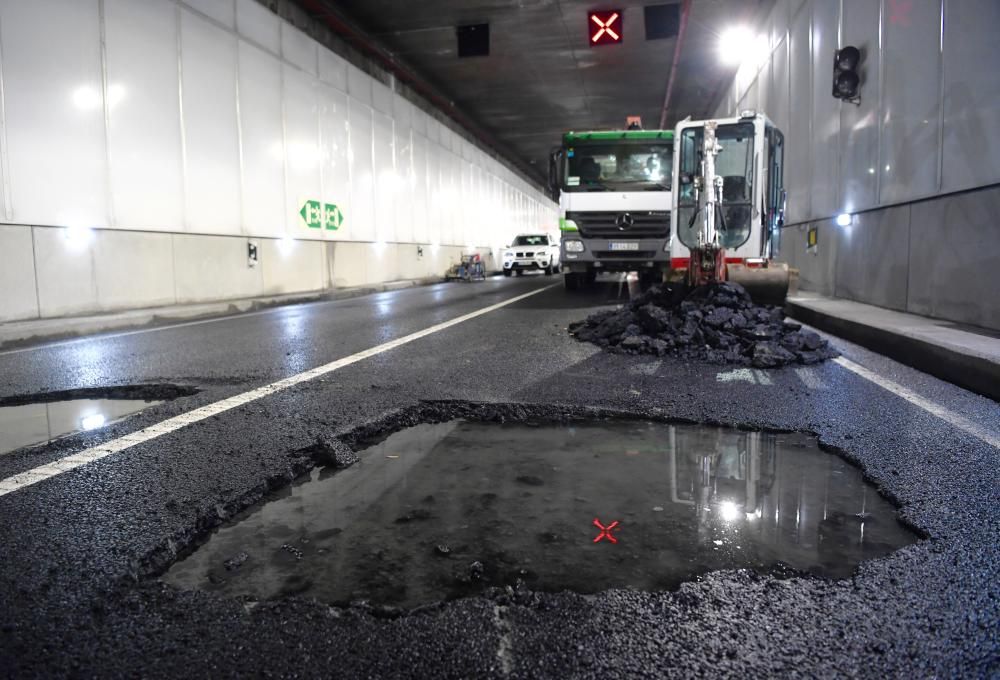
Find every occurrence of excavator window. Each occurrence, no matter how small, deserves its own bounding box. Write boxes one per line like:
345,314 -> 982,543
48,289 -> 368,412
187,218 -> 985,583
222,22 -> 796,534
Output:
676,123 -> 755,251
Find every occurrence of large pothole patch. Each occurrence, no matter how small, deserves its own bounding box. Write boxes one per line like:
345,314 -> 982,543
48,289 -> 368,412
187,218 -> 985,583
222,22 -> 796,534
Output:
162,410 -> 917,609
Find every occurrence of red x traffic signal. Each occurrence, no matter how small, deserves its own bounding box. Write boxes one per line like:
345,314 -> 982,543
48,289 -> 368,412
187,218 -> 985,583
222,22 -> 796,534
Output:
589,10 -> 622,46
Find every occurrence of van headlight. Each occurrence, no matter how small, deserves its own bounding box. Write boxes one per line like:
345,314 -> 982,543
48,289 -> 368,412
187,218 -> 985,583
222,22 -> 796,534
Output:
564,240 -> 585,253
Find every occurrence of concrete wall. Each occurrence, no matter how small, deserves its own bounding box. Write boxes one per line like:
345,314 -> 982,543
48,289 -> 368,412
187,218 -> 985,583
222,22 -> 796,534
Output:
0,0 -> 556,323
781,185 -> 1000,331
712,0 -> 1000,329
1,224 -> 494,322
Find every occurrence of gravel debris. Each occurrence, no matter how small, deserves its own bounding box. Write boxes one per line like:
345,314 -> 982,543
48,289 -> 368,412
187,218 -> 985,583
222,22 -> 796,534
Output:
568,281 -> 839,367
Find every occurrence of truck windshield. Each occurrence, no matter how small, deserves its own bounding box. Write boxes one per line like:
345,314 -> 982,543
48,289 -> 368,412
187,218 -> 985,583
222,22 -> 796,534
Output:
563,143 -> 672,192
512,235 -> 549,246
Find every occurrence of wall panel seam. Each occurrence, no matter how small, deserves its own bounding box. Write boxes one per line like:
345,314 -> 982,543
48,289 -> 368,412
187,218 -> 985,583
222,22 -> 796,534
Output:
98,0 -> 116,228
0,10 -> 12,221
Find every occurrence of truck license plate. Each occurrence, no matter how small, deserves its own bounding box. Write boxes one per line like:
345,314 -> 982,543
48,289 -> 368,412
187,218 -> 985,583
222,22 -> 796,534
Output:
609,242 -> 639,251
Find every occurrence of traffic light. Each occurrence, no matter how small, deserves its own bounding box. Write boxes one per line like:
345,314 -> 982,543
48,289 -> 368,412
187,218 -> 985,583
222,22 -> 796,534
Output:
832,46 -> 861,102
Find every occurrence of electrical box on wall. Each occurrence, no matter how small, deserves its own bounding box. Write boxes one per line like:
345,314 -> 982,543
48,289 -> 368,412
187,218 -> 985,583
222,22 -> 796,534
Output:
248,239 -> 259,267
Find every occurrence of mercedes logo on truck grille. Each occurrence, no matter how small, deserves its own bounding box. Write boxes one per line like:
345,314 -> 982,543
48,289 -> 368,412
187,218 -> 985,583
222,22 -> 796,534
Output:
616,213 -> 635,230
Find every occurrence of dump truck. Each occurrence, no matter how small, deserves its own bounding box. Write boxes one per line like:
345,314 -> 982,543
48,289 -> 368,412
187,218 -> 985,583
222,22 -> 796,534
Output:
549,128 -> 674,290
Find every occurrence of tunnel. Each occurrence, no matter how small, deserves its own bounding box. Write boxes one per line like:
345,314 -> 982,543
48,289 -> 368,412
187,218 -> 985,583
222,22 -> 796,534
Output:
0,0 -> 998,677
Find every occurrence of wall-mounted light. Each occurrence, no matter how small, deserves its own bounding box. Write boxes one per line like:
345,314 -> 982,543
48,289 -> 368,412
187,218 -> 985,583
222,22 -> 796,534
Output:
835,213 -> 853,227
277,236 -> 295,255
64,225 -> 95,250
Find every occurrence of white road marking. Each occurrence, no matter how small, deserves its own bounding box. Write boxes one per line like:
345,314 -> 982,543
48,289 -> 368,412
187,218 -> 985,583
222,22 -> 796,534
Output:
794,366 -> 827,390
833,356 -> 1000,449
752,369 -> 772,386
629,360 -> 662,376
716,368 -> 755,384
0,284 -> 558,498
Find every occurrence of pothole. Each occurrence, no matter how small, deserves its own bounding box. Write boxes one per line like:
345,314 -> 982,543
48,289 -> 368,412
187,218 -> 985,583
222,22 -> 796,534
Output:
163,416 -> 917,609
0,384 -> 197,456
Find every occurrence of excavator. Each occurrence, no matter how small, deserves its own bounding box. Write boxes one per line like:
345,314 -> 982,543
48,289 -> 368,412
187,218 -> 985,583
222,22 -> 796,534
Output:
670,111 -> 791,303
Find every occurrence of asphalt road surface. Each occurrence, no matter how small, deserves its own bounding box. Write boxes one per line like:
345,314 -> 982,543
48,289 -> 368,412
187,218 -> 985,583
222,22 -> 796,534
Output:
1,275 -> 997,677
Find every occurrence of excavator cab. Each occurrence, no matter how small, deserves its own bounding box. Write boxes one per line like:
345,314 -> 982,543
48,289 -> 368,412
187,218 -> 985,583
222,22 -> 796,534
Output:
671,112 -> 789,303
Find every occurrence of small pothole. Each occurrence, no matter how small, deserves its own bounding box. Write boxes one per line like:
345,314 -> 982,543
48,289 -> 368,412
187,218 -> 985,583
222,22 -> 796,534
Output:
163,417 -> 917,609
0,384 -> 197,456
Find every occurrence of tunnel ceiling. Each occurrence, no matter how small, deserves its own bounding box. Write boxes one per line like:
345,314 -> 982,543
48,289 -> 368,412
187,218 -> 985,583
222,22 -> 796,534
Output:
298,0 -> 771,184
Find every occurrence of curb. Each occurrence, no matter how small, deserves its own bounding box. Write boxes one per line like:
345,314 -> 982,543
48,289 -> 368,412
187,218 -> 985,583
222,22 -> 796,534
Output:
786,299 -> 1000,402
0,277 -> 446,350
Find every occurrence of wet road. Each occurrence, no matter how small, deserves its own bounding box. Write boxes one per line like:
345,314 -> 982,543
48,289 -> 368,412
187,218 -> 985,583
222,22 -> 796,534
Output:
1,274 -> 998,677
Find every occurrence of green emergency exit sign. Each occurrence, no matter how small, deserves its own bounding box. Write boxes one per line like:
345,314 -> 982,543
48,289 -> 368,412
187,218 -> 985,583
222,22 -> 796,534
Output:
299,200 -> 343,230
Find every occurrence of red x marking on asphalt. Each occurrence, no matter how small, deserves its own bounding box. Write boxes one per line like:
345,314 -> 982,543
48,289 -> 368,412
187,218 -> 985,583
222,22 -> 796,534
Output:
593,518 -> 620,543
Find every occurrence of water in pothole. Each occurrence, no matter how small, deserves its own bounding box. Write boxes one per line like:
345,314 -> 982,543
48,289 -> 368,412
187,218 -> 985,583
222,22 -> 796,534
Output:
164,420 -> 917,608
0,398 -> 161,455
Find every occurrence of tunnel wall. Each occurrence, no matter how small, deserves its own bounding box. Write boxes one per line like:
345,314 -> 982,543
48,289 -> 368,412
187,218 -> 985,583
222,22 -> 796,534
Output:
714,0 -> 1000,331
0,0 -> 556,323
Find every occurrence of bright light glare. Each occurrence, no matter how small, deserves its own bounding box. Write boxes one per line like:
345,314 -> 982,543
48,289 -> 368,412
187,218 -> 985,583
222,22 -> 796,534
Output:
277,236 -> 295,255
64,225 -> 95,249
718,500 -> 740,522
80,413 -> 106,430
71,86 -> 102,110
719,26 -> 754,66
836,213 -> 853,227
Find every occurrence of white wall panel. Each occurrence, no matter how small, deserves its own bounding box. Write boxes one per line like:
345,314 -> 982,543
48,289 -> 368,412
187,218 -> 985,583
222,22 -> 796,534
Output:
394,117 -> 414,244
283,65 -> 321,238
235,0 -> 279,54
372,110 -> 395,243
237,41 -> 285,237
411,133 -> 429,244
372,80 -> 392,115
319,84 -> 350,236
879,0 -> 941,204
941,0 -> 1000,192
785,5 -> 812,223
184,0 -> 234,28
318,47 -> 347,91
767,36 -> 789,133
347,64 -> 372,106
180,9 -> 241,233
105,0 -> 184,231
838,0 -> 880,213
281,22 -> 317,76
0,225 -> 38,321
348,98 -> 375,242
809,0 -> 839,217
1,0 -> 107,226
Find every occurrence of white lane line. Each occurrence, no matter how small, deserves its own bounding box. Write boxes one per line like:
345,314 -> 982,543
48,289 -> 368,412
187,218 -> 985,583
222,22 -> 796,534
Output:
0,284 -> 558,498
833,356 -> 1000,449
794,366 -> 827,390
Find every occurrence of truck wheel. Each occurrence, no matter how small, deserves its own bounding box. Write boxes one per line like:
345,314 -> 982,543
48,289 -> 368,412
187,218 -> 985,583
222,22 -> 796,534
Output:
503,269 -> 512,277
564,272 -> 581,291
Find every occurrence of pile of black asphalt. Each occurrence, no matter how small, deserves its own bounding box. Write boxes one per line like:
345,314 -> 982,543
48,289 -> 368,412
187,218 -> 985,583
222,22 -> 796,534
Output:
568,281 -> 839,367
